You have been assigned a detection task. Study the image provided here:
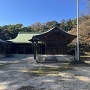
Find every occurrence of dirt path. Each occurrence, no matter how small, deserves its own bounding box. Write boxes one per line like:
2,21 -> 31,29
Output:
0,55 -> 90,90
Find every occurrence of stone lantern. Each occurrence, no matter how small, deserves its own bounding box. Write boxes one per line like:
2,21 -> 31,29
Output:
29,36 -> 39,61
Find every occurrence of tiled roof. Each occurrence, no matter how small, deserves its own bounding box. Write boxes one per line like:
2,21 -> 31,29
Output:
35,27 -> 76,43
7,27 -> 76,43
7,32 -> 41,43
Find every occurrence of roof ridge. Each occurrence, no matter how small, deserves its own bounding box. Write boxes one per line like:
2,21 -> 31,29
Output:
18,32 -> 42,34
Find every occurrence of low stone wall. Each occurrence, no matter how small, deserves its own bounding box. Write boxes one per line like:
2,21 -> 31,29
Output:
37,55 -> 74,62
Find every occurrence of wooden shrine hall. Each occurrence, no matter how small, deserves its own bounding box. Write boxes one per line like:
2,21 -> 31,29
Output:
7,27 -> 76,54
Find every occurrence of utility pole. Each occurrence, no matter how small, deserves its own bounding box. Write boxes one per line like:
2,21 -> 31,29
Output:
75,0 -> 80,61
71,0 -> 85,64
77,0 -> 80,61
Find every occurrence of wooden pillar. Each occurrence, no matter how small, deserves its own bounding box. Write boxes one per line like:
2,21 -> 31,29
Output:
16,45 -> 18,54
24,46 -> 26,54
41,44 -> 42,54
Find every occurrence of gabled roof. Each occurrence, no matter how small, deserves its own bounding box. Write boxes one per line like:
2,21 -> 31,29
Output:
7,32 -> 41,43
35,27 -> 74,36
7,27 -> 76,44
35,27 -> 76,43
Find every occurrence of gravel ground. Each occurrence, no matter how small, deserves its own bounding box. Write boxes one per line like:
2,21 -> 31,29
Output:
16,86 -> 42,90
0,54 -> 90,90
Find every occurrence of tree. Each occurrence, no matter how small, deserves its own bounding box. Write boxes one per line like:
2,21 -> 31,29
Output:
59,19 -> 66,31
22,26 -> 33,32
51,20 -> 58,27
45,20 -> 59,29
31,22 -> 43,31
15,24 -> 23,29
72,18 -> 77,28
66,19 -> 73,31
0,24 -> 24,40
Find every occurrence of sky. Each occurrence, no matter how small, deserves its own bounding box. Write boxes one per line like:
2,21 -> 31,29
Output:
0,0 -> 87,26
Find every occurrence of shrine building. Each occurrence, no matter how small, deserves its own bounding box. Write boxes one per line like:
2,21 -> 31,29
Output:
7,27 -> 76,54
